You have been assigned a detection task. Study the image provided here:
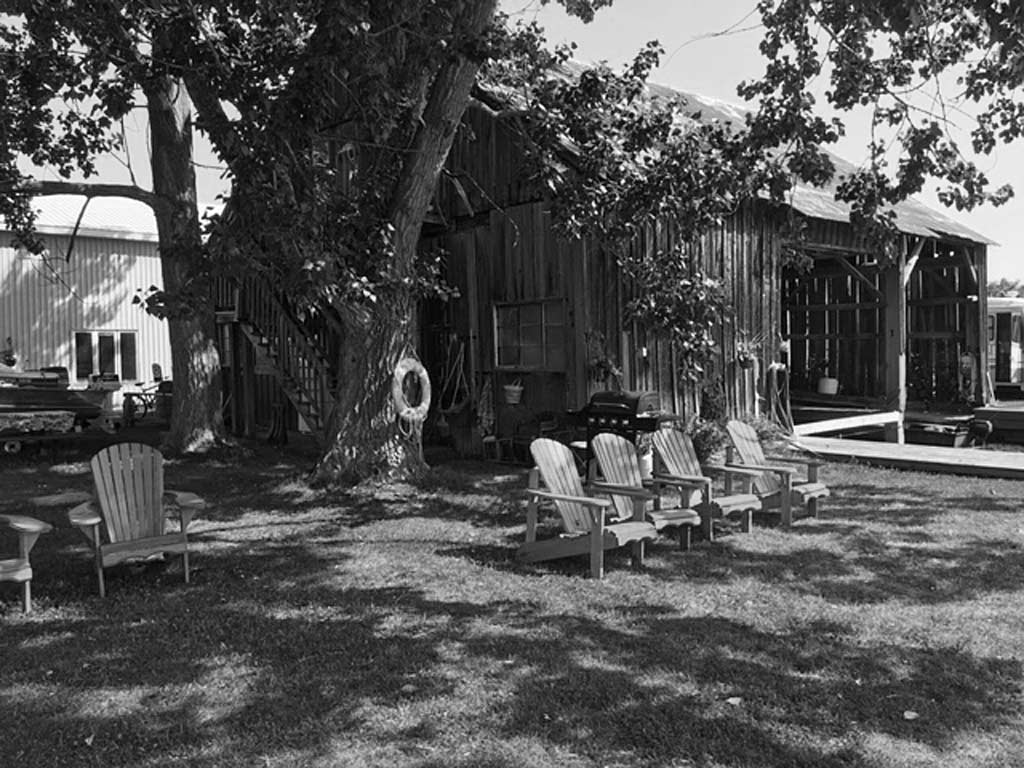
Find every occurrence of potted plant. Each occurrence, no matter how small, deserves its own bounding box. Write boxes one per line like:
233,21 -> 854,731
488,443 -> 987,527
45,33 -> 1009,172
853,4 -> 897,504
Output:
810,355 -> 838,395
584,330 -> 623,390
735,330 -> 768,369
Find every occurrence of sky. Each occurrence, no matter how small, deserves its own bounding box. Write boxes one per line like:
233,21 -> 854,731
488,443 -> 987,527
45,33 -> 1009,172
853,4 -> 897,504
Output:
501,0 -> 1024,280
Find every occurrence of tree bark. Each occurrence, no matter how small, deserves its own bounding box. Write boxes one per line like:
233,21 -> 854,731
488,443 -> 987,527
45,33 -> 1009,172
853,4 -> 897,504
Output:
146,69 -> 225,453
313,0 -> 498,484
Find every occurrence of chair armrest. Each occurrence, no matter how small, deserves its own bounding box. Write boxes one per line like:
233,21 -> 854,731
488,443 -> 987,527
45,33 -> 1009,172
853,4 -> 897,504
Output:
164,490 -> 206,531
587,482 -> 657,501
716,463 -> 767,478
0,514 -> 53,535
68,500 -> 102,528
527,488 -> 613,508
727,462 -> 798,476
651,471 -> 710,488
164,490 -> 207,509
766,454 -> 825,469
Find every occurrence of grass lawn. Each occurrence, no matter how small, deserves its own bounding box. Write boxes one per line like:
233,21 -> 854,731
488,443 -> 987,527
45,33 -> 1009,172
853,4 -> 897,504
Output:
2,434 -> 1024,767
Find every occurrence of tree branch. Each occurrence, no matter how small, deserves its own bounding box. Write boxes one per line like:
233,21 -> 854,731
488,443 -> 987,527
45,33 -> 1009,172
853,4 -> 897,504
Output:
3,179 -> 160,208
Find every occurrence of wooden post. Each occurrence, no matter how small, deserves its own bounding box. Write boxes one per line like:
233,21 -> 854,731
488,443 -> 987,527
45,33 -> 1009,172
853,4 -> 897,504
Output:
976,244 -> 991,404
882,257 -> 907,443
229,323 -> 241,434
571,238 -> 589,408
241,328 -> 256,438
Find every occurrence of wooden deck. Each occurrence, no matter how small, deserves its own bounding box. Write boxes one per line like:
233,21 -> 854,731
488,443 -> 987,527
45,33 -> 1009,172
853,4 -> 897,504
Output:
974,401 -> 1024,443
790,435 -> 1024,480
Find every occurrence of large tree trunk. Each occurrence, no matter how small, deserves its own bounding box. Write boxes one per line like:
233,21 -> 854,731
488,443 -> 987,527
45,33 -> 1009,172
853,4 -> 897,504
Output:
147,69 -> 225,453
313,0 -> 498,484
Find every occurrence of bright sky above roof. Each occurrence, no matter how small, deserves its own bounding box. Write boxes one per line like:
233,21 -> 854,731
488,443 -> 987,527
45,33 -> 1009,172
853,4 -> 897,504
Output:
502,0 -> 1024,280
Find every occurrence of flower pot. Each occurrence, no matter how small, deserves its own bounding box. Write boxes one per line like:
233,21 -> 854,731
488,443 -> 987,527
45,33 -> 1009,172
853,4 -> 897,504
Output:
817,377 -> 839,396
502,382 -> 523,404
638,449 -> 653,479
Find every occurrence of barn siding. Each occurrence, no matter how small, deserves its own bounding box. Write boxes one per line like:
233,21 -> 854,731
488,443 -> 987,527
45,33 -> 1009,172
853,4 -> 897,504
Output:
0,233 -> 171,405
420,101 -> 989,457
425,196 -> 782,446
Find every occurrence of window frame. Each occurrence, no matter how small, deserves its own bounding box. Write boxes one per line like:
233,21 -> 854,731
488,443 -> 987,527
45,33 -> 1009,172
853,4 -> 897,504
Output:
492,298 -> 568,372
73,329 -> 139,383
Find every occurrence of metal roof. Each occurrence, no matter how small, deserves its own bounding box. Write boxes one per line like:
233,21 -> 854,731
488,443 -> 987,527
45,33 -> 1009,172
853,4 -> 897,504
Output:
10,195 -> 160,242
645,82 -> 995,245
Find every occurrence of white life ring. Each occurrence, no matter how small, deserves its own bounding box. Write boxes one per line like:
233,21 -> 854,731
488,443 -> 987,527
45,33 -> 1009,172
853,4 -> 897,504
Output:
392,357 -> 431,422
3,439 -> 22,455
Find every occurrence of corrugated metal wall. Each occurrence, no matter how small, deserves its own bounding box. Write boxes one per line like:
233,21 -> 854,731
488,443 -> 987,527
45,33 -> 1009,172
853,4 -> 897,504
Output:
0,233 -> 172,405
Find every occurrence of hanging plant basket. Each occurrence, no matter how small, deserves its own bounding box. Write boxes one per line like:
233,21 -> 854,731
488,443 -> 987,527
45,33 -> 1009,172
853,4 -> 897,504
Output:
503,379 -> 523,404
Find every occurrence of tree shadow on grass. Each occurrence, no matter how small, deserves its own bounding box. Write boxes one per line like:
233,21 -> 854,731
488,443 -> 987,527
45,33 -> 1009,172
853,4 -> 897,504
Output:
666,530 -> 1024,607
6,458 -> 1024,765
5,552 -> 1020,768
493,612 -> 1022,767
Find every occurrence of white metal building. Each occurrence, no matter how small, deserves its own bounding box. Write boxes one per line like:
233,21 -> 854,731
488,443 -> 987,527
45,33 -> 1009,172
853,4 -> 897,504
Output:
0,195 -> 171,406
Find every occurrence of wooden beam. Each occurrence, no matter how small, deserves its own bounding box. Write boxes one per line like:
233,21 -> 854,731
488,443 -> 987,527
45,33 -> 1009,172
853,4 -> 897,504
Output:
908,296 -> 973,308
782,240 -> 875,257
787,332 -> 880,342
832,256 -> 884,301
882,261 -> 907,442
794,301 -> 883,312
792,410 -> 903,437
903,237 -> 926,290
961,246 -> 980,292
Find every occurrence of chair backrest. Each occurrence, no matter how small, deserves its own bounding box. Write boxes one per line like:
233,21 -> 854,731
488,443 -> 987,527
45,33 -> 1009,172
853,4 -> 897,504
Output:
650,428 -> 707,507
590,432 -> 643,521
725,420 -> 779,495
651,428 -> 701,477
529,438 -> 594,535
91,442 -> 165,543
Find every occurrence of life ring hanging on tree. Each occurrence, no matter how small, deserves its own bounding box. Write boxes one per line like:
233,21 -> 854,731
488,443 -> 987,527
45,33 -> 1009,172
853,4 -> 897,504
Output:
392,356 -> 432,423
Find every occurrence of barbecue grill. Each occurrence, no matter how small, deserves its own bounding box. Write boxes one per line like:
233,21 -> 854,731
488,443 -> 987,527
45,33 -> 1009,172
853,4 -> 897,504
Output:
573,390 -> 662,443
566,390 -> 663,471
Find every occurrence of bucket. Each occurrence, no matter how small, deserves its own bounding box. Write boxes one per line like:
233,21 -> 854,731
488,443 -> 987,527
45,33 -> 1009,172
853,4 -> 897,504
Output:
817,377 -> 839,396
503,379 -> 523,404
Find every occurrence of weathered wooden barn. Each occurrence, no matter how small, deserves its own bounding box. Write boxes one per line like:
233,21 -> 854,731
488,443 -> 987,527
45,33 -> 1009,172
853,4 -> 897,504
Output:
212,82 -> 992,455
0,195 -> 173,407
418,88 -> 993,455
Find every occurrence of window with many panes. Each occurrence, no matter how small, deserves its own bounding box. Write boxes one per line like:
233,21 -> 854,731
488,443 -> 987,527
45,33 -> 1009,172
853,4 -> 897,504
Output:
74,331 -> 138,382
494,299 -> 567,371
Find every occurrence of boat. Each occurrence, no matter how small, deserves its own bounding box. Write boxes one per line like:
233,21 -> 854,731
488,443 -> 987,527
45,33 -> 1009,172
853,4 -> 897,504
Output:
0,365 -> 107,424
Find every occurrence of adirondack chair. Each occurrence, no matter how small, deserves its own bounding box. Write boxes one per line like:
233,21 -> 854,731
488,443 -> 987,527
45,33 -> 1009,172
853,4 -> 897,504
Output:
590,432 -> 701,550
650,428 -> 762,541
518,438 -> 657,578
724,420 -> 830,527
68,442 -> 205,597
0,514 -> 52,612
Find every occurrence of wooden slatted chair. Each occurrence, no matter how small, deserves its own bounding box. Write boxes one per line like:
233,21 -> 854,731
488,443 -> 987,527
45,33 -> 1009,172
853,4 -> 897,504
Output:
68,442 -> 205,597
518,437 -> 657,578
724,420 -> 830,527
651,428 -> 762,541
0,514 -> 53,612
590,432 -> 701,550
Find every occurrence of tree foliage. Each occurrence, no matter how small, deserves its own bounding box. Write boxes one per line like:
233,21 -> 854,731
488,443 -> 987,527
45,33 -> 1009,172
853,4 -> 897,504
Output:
482,37 -> 758,372
989,278 -> 1024,298
5,1 -> 1022,473
741,0 -> 1024,236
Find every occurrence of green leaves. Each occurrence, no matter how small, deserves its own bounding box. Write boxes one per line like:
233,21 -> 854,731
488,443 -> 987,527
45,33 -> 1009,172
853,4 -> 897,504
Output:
742,0 -> 1024,229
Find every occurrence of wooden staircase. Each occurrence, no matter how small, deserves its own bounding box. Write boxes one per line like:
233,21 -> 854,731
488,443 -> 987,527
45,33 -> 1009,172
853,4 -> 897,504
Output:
235,278 -> 338,442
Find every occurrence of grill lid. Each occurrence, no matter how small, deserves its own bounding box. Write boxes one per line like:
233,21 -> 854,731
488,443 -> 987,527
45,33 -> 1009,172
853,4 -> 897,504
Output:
587,390 -> 660,415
